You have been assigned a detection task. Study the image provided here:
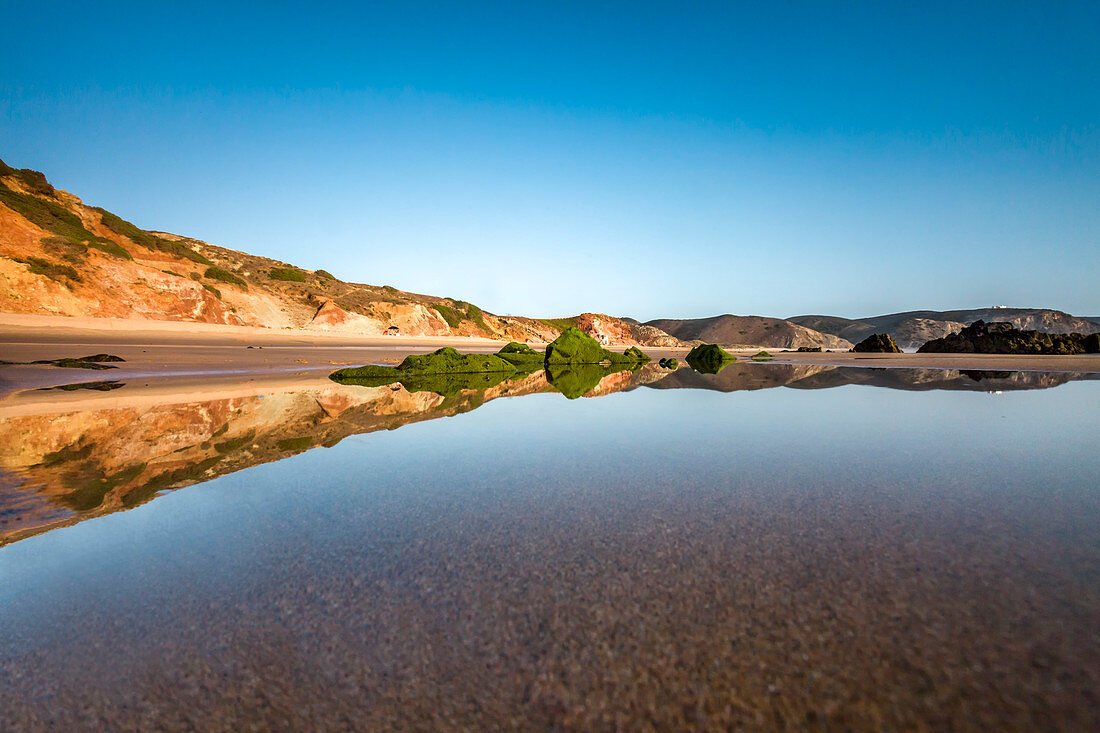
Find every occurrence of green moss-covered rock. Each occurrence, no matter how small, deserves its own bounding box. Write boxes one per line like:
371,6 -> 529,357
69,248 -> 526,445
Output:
685,343 -> 737,374
546,364 -> 621,399
544,326 -> 616,365
496,341 -> 545,366
395,347 -> 515,374
753,350 -> 773,358
852,333 -> 902,353
331,347 -> 524,395
612,345 -> 651,364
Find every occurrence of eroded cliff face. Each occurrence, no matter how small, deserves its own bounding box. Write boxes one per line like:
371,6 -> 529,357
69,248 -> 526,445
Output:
890,318 -> 967,350
0,162 -> 685,347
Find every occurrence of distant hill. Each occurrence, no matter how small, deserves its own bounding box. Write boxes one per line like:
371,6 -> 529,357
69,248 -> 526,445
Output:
645,314 -> 853,350
789,308 -> 1100,350
0,157 -> 685,348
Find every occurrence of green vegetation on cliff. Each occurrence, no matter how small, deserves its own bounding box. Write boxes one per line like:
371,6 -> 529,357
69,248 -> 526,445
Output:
17,256 -> 82,284
269,267 -> 307,282
86,239 -> 132,260
0,160 -> 56,196
685,343 -> 736,374
204,267 -> 247,288
94,208 -> 213,265
0,181 -> 98,244
433,301 -> 490,332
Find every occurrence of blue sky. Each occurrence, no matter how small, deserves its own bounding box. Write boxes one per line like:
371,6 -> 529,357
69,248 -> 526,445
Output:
2,1 -> 1097,320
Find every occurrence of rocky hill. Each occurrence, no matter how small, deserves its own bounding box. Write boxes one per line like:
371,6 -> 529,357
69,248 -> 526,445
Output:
790,308 -> 1099,350
645,314 -> 853,350
0,158 -> 685,348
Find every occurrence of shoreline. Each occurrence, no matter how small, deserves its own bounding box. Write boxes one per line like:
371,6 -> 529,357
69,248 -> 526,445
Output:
1,314 -> 1098,398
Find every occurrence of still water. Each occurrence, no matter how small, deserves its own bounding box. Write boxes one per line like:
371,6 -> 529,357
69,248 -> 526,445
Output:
1,364 -> 1098,729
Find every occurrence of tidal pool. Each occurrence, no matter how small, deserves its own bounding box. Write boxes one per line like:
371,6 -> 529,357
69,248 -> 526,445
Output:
1,365 -> 1098,729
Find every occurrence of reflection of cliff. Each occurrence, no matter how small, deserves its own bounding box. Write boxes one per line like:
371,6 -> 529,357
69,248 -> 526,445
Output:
2,363 -> 1095,547
641,363 -> 837,392
642,364 -> 1099,393
781,368 -> 1100,392
0,371 -> 554,547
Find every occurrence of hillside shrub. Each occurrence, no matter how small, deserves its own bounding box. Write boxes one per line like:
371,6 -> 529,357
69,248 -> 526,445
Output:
87,239 -> 132,260
0,182 -> 97,243
94,207 -> 212,264
270,268 -> 307,282
465,303 -> 489,331
0,160 -> 56,196
433,303 -> 463,329
19,256 -> 82,284
204,267 -> 247,288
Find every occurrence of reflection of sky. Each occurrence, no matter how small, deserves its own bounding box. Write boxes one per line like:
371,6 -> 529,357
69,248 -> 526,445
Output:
1,382 -> 1097,650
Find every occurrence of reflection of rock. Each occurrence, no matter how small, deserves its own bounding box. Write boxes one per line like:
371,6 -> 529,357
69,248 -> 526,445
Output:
649,363 -> 836,392
330,348 -> 521,393
918,320 -> 1100,355
546,364 -> 628,399
3,361 -> 1097,549
851,333 -> 902,353
782,367 -> 1099,392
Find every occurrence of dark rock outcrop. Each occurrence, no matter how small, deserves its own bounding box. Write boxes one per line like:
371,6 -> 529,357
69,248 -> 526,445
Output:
851,334 -> 902,353
917,320 -> 1100,355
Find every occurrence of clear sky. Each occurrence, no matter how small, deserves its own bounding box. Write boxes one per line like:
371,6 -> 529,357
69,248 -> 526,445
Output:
2,1 -> 1097,320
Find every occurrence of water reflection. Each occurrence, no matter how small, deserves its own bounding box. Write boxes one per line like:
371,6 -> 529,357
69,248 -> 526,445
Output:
0,363 -> 1096,547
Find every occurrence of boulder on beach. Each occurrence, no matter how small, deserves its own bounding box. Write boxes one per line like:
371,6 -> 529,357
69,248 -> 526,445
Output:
617,345 -> 651,363
544,326 -> 615,365
496,342 -> 545,366
851,334 -> 902,353
685,344 -> 736,374
331,347 -> 518,386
